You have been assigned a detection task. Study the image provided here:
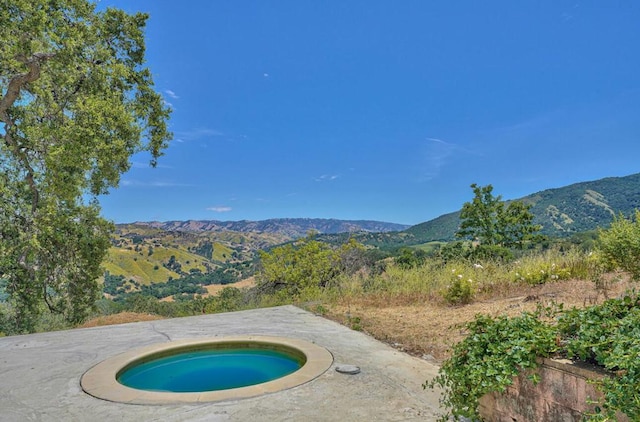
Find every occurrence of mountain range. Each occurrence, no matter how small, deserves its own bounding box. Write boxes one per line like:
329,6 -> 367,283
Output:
134,218 -> 410,238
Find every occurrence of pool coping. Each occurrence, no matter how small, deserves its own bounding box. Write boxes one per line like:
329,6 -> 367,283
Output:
81,335 -> 334,405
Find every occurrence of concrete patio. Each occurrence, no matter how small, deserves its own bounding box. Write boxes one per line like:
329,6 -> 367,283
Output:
0,305 -> 443,421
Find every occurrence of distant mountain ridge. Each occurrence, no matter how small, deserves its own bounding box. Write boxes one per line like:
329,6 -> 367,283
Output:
134,218 -> 410,239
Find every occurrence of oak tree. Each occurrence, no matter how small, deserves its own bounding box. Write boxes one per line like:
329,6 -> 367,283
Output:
456,184 -> 540,250
0,0 -> 171,332
258,237 -> 366,297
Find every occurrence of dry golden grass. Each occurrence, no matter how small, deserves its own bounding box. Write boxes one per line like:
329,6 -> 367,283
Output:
159,277 -> 256,302
203,277 -> 256,296
324,276 -> 635,363
79,312 -> 165,328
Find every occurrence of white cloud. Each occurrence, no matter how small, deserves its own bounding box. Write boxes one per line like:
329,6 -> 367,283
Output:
207,206 -> 232,213
174,128 -> 224,142
421,139 -> 455,180
164,89 -> 179,99
314,174 -> 339,182
426,137 -> 446,144
420,137 -> 479,181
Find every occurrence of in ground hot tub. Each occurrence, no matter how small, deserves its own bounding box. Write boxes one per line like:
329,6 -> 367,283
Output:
81,335 -> 333,404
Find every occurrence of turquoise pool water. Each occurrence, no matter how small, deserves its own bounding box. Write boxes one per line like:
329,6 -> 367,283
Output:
117,348 -> 303,392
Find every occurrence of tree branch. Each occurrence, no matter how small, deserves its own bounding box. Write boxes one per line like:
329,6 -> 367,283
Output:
0,52 -> 55,115
0,52 -> 55,213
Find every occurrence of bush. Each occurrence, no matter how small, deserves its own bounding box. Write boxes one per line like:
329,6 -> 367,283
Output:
469,244 -> 513,262
257,237 -> 366,297
598,210 -> 640,280
437,241 -> 473,263
395,248 -> 426,269
443,273 -> 474,305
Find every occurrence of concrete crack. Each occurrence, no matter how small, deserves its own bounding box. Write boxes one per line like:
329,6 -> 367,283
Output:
150,323 -> 172,341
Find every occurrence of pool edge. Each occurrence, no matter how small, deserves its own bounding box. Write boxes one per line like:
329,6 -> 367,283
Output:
80,335 -> 334,405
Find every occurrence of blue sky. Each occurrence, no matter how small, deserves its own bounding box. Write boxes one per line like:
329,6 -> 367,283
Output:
99,1 -> 640,225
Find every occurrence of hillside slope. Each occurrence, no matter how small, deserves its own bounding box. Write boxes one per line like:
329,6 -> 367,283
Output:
405,172 -> 640,244
104,224 -> 290,285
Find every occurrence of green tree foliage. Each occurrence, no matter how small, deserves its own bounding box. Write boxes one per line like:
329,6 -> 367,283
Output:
598,210 -> 640,280
0,0 -> 171,332
456,184 -> 541,251
395,248 -> 426,269
257,237 -> 366,297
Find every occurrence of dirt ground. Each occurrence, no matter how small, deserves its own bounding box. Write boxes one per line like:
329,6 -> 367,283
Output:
323,277 -> 634,363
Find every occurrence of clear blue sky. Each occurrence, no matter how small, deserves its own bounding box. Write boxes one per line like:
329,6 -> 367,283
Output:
98,1 -> 640,225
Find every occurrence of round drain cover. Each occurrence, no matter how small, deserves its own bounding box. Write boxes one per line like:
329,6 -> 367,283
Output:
335,364 -> 361,375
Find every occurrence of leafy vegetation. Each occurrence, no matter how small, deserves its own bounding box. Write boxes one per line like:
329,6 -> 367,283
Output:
257,236 -> 367,298
0,0 -> 171,332
103,268 -> 237,301
457,184 -> 541,251
597,210 -> 640,280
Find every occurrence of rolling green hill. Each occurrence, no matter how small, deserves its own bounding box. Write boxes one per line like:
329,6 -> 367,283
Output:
103,247 -> 203,285
103,224 -> 290,285
320,173 -> 640,249
526,173 -> 640,235
405,172 -> 640,244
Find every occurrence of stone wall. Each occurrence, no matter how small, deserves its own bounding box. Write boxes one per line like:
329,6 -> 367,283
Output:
478,358 -> 629,422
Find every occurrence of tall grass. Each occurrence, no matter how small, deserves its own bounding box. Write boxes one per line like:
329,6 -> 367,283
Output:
325,246 -> 595,306
508,247 -> 592,285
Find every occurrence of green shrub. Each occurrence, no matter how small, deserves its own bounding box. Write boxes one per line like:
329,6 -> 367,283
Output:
443,272 -> 474,305
598,210 -> 640,280
469,244 -> 513,262
395,248 -> 427,269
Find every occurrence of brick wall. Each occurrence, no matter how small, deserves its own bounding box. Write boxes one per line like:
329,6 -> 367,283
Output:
478,358 -> 629,422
